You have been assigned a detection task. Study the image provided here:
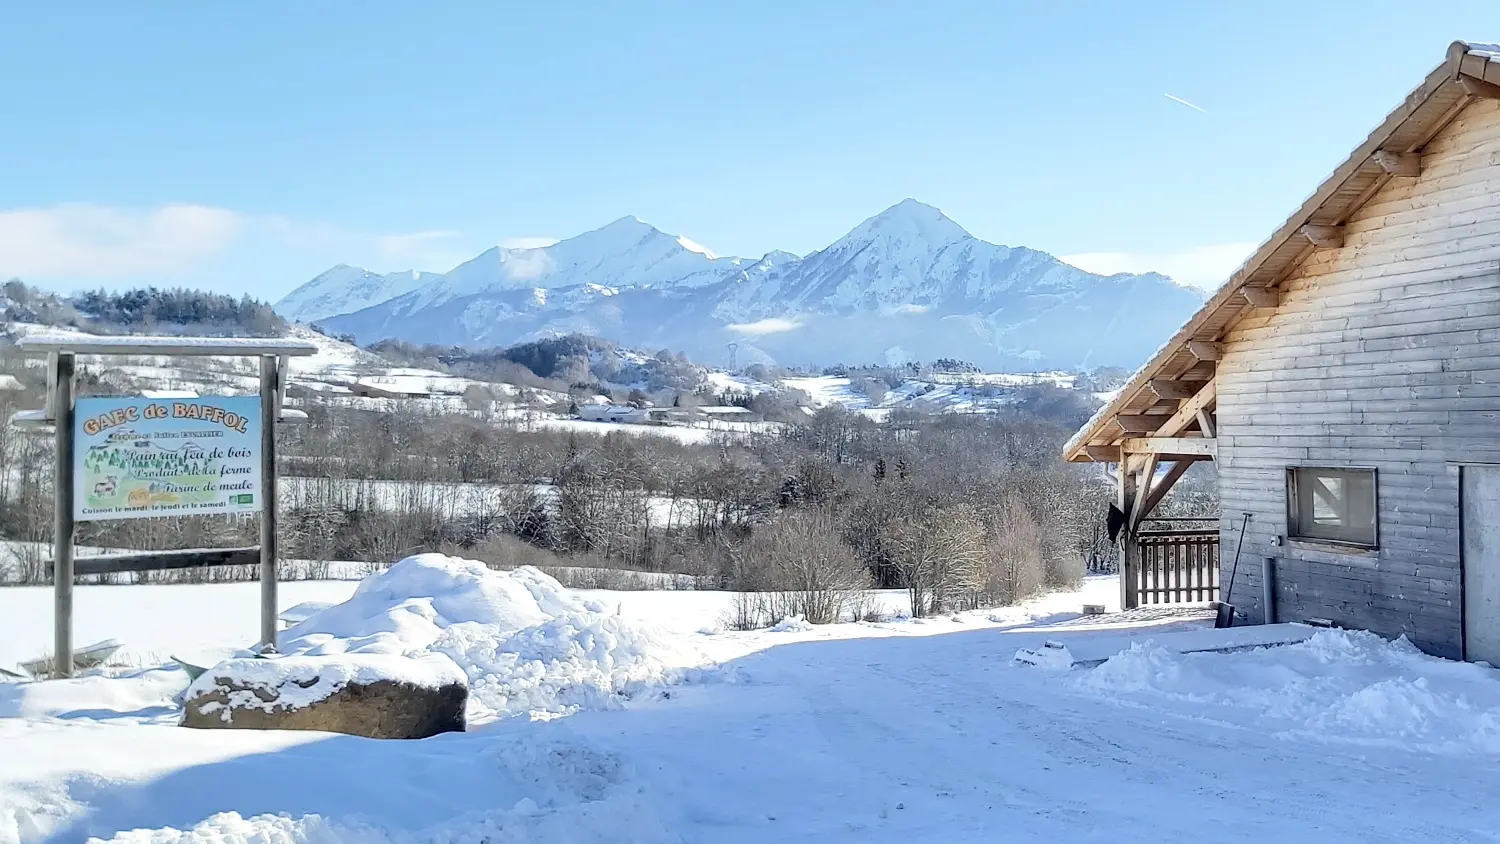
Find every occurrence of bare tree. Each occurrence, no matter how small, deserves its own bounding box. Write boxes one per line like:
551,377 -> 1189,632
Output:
980,494 -> 1046,607
736,508 -> 869,625
885,504 -> 986,617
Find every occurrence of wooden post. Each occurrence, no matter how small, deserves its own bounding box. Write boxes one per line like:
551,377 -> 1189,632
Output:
1115,461 -> 1139,610
44,351 -> 58,419
52,353 -> 75,679
259,355 -> 279,651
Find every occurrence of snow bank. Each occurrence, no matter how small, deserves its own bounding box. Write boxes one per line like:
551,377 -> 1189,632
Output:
184,653 -> 465,717
0,667 -> 185,721
1078,629 -> 1500,754
768,615 -> 814,633
91,799 -> 680,844
89,737 -> 679,844
278,554 -> 701,721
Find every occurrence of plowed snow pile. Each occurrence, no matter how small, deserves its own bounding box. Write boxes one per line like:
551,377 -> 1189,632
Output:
280,554 -> 703,721
1079,629 -> 1500,754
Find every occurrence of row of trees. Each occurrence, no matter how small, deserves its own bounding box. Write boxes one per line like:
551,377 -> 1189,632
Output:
3,280 -> 286,337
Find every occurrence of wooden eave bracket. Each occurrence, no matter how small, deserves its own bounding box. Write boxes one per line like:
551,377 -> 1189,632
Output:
1084,445 -> 1120,463
1115,378 -> 1218,439
1371,149 -> 1421,177
1301,225 -> 1344,248
1187,340 -> 1223,361
1149,379 -> 1196,400
1459,73 -> 1500,100
1241,286 -> 1278,308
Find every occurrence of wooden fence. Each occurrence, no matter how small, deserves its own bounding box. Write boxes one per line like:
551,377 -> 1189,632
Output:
1134,528 -> 1220,604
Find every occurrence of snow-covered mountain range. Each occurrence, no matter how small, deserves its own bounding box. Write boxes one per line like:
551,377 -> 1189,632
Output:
280,200 -> 1205,369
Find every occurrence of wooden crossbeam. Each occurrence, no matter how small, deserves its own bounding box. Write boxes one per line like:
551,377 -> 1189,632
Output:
1241,286 -> 1278,308
1187,340 -> 1222,361
46,546 -> 260,578
1129,453 -> 1158,529
1301,224 -> 1345,248
1149,379 -> 1196,400
1138,459 -> 1196,521
1122,437 -> 1217,458
1155,378 -> 1217,438
1116,414 -> 1169,434
1084,445 -> 1121,462
1460,74 -> 1500,100
1371,149 -> 1421,177
1195,409 -> 1216,438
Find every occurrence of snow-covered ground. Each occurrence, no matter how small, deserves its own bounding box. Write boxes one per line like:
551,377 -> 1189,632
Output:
4,564 -> 1500,843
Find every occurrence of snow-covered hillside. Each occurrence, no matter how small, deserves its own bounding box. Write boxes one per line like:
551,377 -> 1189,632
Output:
780,370 -> 1077,418
275,266 -> 443,325
288,201 -> 1204,370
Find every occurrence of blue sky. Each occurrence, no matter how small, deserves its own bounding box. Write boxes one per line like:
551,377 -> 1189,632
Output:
2,2 -> 1498,299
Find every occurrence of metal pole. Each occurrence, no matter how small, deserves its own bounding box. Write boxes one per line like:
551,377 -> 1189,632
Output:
259,355 -> 279,652
1261,557 -> 1278,625
52,353 -> 75,679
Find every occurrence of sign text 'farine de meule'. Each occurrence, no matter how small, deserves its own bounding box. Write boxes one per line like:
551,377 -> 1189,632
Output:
74,396 -> 262,521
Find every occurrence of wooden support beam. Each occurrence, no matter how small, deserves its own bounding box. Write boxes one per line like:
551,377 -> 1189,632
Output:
1155,378 -> 1217,439
1116,452 -> 1135,513
1187,340 -> 1223,361
1149,379 -> 1196,400
1460,73 -> 1500,100
1116,414 -> 1169,434
1116,462 -> 1139,610
1129,453 -> 1158,530
1371,149 -> 1421,177
1301,225 -> 1345,248
1122,437 -> 1217,458
1240,286 -> 1278,308
1084,445 -> 1121,463
46,546 -> 261,579
1139,459 -> 1196,521
1195,409 -> 1215,438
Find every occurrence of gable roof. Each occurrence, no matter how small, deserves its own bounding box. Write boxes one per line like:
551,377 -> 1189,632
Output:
1064,40 -> 1500,464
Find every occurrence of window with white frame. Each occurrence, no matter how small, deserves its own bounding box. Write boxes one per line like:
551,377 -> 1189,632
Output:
1287,467 -> 1377,547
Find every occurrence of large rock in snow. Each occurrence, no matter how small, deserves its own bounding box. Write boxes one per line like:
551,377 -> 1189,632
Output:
181,653 -> 467,739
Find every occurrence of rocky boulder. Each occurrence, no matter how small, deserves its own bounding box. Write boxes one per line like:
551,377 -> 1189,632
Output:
181,653 -> 467,739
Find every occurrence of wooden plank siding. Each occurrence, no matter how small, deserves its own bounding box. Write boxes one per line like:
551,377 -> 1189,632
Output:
1217,97 -> 1500,658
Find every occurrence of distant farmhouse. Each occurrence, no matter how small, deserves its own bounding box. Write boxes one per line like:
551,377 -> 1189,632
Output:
1066,41 -> 1500,662
577,404 -> 651,424
349,377 -> 432,400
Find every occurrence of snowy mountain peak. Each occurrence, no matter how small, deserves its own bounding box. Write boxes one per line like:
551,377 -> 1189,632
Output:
847,199 -> 972,248
599,214 -> 655,233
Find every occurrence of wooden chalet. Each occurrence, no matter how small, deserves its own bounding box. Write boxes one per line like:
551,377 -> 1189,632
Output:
1064,41 -> 1500,660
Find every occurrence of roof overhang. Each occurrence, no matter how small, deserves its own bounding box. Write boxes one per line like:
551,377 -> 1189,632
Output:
1064,41 -> 1500,463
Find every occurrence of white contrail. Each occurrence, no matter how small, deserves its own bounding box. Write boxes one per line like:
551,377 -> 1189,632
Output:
1163,93 -> 1207,113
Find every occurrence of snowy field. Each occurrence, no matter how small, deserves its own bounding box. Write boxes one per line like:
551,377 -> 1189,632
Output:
280,476 -> 705,527
3,561 -> 1500,843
